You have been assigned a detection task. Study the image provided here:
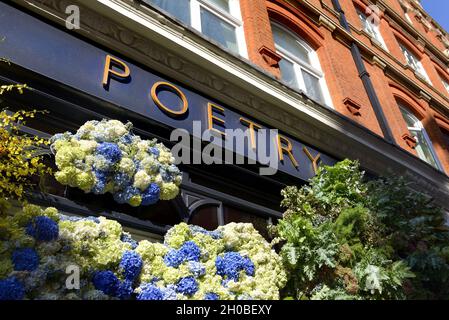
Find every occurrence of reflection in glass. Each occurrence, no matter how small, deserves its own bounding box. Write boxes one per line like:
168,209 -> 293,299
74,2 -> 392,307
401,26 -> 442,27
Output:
200,7 -> 238,53
144,0 -> 191,25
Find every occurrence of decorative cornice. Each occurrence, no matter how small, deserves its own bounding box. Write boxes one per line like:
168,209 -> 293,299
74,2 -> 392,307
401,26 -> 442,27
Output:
372,55 -> 387,70
419,90 -> 432,102
318,14 -> 336,32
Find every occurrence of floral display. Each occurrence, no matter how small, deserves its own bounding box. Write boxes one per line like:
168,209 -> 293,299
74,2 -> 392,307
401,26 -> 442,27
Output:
0,204 -> 286,300
275,159 -> 449,300
50,119 -> 182,207
134,223 -> 286,300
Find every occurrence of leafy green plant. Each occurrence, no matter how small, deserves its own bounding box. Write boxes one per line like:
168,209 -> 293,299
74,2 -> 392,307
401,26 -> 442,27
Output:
274,159 -> 449,300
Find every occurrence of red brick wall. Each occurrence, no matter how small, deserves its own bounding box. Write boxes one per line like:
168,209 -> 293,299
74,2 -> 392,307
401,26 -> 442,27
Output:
237,0 -> 449,173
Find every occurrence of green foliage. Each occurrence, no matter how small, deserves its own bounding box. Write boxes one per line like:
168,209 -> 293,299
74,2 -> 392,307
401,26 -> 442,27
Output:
276,159 -> 448,300
368,177 -> 449,299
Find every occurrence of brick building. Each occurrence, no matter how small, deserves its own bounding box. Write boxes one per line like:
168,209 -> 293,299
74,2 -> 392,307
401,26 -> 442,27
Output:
1,0 -> 449,236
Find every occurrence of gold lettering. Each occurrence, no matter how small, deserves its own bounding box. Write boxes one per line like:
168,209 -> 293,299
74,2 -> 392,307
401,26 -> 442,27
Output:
102,55 -> 130,88
276,134 -> 299,168
207,103 -> 226,137
151,81 -> 189,117
303,146 -> 321,174
240,117 -> 262,150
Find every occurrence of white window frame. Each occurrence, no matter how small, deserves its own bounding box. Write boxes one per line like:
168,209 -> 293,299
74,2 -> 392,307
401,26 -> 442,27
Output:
271,23 -> 333,108
399,44 -> 432,84
145,0 -> 247,58
357,10 -> 388,51
400,105 -> 443,170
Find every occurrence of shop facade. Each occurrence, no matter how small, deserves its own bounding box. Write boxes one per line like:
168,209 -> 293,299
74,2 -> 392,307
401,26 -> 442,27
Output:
1,0 -> 449,239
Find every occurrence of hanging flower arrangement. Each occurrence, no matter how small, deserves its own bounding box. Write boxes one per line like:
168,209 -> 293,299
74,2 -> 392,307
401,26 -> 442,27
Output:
50,120 -> 182,207
0,204 -> 286,300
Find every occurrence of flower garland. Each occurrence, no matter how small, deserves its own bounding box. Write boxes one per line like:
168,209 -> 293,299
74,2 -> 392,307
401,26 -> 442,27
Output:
50,119 -> 182,207
0,204 -> 286,300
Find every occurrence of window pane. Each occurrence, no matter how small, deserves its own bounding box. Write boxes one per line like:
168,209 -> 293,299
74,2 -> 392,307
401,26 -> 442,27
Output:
206,0 -> 229,12
279,58 -> 299,89
412,130 -> 438,168
272,24 -> 310,64
144,0 -> 191,25
200,8 -> 238,53
302,69 -> 324,103
400,107 -> 418,128
401,45 -> 420,71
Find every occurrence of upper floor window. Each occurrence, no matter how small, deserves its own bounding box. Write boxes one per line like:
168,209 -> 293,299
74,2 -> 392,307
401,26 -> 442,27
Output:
271,23 -> 332,107
400,105 -> 441,169
144,0 -> 247,57
357,10 -> 388,50
399,44 -> 431,84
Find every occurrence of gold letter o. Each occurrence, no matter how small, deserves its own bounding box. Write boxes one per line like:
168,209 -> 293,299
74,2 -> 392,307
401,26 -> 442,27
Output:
151,81 -> 189,117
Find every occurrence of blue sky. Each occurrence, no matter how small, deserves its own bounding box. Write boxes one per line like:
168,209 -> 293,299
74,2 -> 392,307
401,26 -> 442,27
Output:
421,0 -> 449,33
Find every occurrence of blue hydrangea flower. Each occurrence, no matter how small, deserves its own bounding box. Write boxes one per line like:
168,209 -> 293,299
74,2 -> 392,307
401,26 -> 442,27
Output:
113,172 -> 132,190
116,280 -> 134,300
243,257 -> 255,276
164,250 -> 184,268
113,186 -> 139,204
0,277 -> 25,300
92,270 -> 120,296
141,183 -> 160,206
26,216 -> 59,241
179,241 -> 201,262
96,142 -> 122,164
149,147 -> 160,157
12,248 -> 39,271
204,293 -> 219,300
120,134 -> 134,145
176,277 -> 198,296
164,241 -> 201,268
120,233 -> 138,249
188,261 -> 206,278
137,283 -> 164,300
216,252 -> 255,281
189,225 -> 222,240
119,251 -> 143,281
161,285 -> 178,300
93,170 -> 108,194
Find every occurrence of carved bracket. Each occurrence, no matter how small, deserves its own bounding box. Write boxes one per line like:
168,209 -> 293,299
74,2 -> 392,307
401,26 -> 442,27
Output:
402,133 -> 417,149
343,97 -> 362,116
258,46 -> 282,68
